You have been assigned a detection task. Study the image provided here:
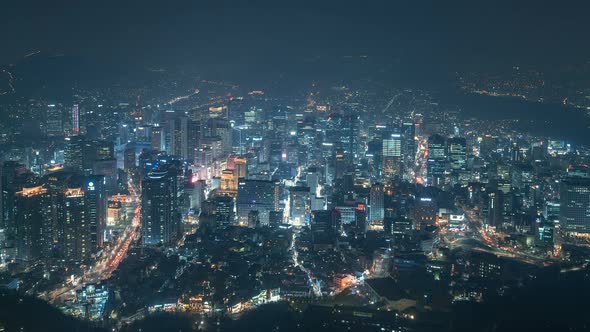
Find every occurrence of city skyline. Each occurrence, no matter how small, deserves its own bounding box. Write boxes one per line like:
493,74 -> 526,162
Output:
1,2 -> 590,332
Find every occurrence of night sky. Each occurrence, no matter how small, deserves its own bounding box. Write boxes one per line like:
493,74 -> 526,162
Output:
2,0 -> 589,70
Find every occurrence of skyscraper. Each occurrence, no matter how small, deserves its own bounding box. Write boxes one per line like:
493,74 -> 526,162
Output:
85,176 -> 107,250
401,121 -> 416,161
560,168 -> 590,233
141,171 -> 181,245
63,187 -> 88,262
14,186 -> 53,262
382,133 -> 402,177
289,186 -> 311,225
237,180 -> 278,226
369,183 -> 384,223
46,104 -> 63,137
151,126 -> 164,151
448,137 -> 467,171
427,134 -> 446,187
64,136 -> 85,173
72,104 -> 80,134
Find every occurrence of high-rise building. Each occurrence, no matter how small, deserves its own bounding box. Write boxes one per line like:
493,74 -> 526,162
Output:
14,186 -> 53,262
382,133 -> 402,177
401,122 -> 416,161
289,186 -> 311,225
64,136 -> 85,173
427,134 -> 446,187
486,190 -> 503,228
141,171 -> 181,245
85,176 -> 107,250
237,180 -> 278,226
213,196 -> 234,226
369,183 -> 384,223
234,156 -> 247,179
166,117 -> 200,161
46,104 -> 63,137
560,168 -> 590,233
124,145 -> 136,170
412,197 -> 437,230
1,161 -> 34,232
72,104 -> 80,134
311,210 -> 334,247
151,126 -> 164,151
63,187 -> 89,262
448,137 -> 467,171
333,149 -> 347,180
220,169 -> 238,195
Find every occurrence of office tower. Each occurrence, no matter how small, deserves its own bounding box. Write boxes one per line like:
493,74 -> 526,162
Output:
214,196 -> 234,226
107,200 -> 123,226
496,164 -> 512,194
151,126 -> 164,151
93,159 -> 117,194
166,117 -> 200,161
1,161 -> 34,232
166,117 -> 183,157
124,145 -> 136,170
267,136 -> 283,167
208,118 -> 232,156
367,139 -> 383,176
311,210 -> 334,247
72,104 -> 80,134
412,197 -> 437,230
94,140 -> 114,160
289,186 -> 311,225
187,119 -> 201,162
559,168 -> 590,233
63,187 -> 88,262
448,137 -> 467,171
141,171 -> 181,245
46,104 -> 63,137
369,183 -> 384,223
234,156 -> 247,179
427,134 -> 446,187
401,121 -> 416,161
14,186 -> 53,262
334,149 -> 347,180
85,176 -> 106,250
486,190 -> 503,228
382,133 -> 402,177
220,169 -> 238,195
510,141 -> 521,162
237,180 -> 278,226
391,217 -> 413,239
64,136 -> 85,172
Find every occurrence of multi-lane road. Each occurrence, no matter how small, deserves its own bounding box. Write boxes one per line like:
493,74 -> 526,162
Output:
46,180 -> 141,303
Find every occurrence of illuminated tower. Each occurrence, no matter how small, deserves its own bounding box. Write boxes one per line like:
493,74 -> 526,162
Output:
141,170 -> 181,245
72,104 -> 80,135
46,104 -> 63,137
560,168 -> 590,233
369,183 -> 385,223
426,134 -> 446,187
382,133 -> 402,177
14,186 -> 53,262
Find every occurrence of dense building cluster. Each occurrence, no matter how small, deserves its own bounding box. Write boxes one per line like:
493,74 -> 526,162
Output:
1,74 -> 589,330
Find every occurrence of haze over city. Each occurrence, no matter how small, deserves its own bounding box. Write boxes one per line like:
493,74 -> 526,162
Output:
1,1 -> 590,332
